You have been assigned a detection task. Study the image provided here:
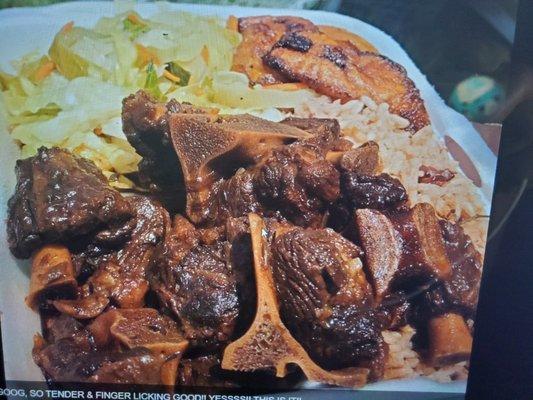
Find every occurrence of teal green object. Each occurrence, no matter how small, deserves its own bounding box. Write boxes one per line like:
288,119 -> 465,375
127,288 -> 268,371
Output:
450,75 -> 504,121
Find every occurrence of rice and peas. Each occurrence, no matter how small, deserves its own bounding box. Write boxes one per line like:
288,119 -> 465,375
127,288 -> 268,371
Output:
0,7 -> 488,384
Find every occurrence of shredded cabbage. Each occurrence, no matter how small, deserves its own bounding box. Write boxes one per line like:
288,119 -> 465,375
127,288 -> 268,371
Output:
1,3 -> 316,188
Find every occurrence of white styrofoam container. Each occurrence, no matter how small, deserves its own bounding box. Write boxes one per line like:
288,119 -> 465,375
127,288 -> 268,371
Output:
0,1 -> 497,394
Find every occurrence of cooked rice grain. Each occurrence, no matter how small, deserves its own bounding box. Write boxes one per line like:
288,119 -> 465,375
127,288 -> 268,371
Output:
382,326 -> 420,380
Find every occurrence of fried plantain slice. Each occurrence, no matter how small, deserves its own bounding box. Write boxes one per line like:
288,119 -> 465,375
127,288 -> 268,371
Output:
264,30 -> 430,132
318,25 -> 378,53
231,15 -> 318,85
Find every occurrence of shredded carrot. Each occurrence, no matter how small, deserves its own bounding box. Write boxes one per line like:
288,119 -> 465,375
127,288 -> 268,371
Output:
127,13 -> 146,27
135,44 -> 160,68
163,69 -> 181,83
60,21 -> 74,33
201,46 -> 209,64
33,61 -> 55,82
153,105 -> 166,120
226,15 -> 238,31
263,82 -> 308,91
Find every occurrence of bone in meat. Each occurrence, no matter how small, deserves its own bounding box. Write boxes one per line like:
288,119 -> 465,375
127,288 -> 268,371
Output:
428,313 -> 472,367
221,214 -> 368,388
355,203 -> 452,301
168,112 -> 311,224
26,245 -> 77,310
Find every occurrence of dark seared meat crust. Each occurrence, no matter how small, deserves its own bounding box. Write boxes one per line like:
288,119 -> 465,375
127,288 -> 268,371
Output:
121,91 -> 213,209
34,310 -> 186,385
52,195 -> 170,318
413,220 -> 482,321
7,147 -> 133,259
440,220 -> 482,314
270,227 -> 387,376
151,217 -> 246,350
254,142 -> 340,227
161,242 -> 239,348
166,117 -> 343,228
190,139 -> 341,228
341,172 -> 408,210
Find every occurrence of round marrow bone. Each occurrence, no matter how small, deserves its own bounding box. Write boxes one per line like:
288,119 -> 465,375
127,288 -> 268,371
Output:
221,214 -> 368,388
26,245 -> 77,310
88,308 -> 189,386
428,313 -> 473,367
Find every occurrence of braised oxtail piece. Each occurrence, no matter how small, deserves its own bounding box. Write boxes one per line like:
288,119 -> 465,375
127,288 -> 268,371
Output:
7,147 -> 134,259
222,214 -> 369,388
122,92 -> 347,228
355,203 -> 453,302
150,215 -> 253,350
34,309 -> 187,385
167,111 -> 311,224
53,195 -> 170,319
122,91 -> 220,210
270,225 -> 389,379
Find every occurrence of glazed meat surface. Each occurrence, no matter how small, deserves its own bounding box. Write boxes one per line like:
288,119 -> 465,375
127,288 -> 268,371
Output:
341,172 -> 408,211
254,141 -> 341,227
338,141 -> 382,175
207,169 -> 264,225
264,30 -> 429,132
355,204 -> 453,301
354,203 -> 482,323
187,138 -> 342,227
122,91 -> 215,209
123,94 -> 343,227
52,195 -> 170,318
412,220 -> 483,322
270,227 -> 386,376
7,147 -> 133,259
34,309 -> 186,384
439,220 -> 482,314
122,90 -> 179,193
151,216 -> 247,349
